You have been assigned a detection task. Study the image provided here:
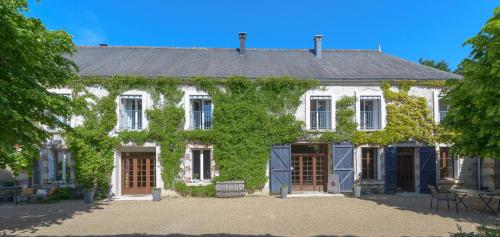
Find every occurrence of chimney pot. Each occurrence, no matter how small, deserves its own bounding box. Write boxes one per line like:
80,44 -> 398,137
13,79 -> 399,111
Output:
238,32 -> 247,55
313,35 -> 323,58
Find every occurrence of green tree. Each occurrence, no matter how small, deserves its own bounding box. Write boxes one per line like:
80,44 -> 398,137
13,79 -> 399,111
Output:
0,0 -> 77,172
442,7 -> 500,159
419,58 -> 451,72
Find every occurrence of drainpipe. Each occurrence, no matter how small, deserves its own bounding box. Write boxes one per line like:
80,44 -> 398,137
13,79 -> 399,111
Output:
477,157 -> 482,190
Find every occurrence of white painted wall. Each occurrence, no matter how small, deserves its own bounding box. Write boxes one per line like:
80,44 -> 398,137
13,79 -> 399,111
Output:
47,83 -> 444,195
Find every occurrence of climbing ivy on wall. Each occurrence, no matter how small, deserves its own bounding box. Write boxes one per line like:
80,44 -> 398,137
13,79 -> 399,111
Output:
353,82 -> 438,145
317,81 -> 440,146
64,75 -> 443,197
65,76 -> 315,196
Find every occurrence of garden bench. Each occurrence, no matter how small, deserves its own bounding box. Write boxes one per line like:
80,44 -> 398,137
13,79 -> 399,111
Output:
0,187 -> 22,204
15,184 -> 58,204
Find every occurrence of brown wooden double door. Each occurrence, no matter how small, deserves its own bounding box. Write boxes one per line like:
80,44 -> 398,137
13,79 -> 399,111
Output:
122,152 -> 156,195
291,155 -> 326,192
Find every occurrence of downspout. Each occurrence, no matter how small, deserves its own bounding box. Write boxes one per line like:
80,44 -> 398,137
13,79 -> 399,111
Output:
477,157 -> 482,190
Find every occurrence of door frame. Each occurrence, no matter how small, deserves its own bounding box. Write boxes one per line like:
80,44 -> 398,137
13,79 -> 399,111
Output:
121,152 -> 156,195
396,147 -> 416,192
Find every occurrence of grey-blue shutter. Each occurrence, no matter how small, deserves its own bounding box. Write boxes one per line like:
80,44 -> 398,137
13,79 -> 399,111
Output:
333,143 -> 354,192
384,147 -> 397,194
419,146 -> 437,193
270,145 -> 291,194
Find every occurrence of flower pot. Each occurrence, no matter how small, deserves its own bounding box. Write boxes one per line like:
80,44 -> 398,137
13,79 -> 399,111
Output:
353,186 -> 361,198
280,186 -> 288,199
83,190 -> 94,204
152,188 -> 161,202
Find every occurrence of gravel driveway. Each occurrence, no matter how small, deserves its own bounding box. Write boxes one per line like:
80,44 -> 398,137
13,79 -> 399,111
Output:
1,195 -> 498,237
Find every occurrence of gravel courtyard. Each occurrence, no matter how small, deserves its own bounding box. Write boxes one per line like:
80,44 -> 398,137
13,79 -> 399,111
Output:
1,195 -> 498,237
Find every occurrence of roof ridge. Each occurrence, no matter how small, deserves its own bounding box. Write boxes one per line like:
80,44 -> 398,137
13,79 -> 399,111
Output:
76,45 -> 379,53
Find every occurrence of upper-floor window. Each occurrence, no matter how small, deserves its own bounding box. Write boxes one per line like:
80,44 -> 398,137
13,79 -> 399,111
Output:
120,95 -> 142,130
50,94 -> 71,130
190,95 -> 212,130
360,96 -> 381,130
438,98 -> 448,123
310,96 -> 331,130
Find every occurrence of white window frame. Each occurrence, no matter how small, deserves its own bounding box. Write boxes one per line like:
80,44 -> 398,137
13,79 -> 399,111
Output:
309,96 -> 332,130
359,95 -> 382,130
191,149 -> 212,181
190,95 -> 212,130
438,97 -> 448,123
119,95 -> 143,130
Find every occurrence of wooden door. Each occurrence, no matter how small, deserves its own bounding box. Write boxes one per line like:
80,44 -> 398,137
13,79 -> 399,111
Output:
292,155 -> 325,192
397,147 -> 415,192
122,152 -> 156,195
270,145 -> 292,194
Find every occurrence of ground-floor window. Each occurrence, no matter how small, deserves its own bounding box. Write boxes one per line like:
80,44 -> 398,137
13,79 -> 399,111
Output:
54,150 -> 72,183
361,147 -> 377,180
192,149 -> 211,180
439,147 -> 454,179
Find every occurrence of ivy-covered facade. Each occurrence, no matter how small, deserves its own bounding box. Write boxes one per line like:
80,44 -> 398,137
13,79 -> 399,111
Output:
21,34 -> 496,197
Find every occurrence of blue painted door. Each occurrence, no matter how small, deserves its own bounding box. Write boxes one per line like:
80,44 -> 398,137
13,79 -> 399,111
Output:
333,143 -> 354,192
419,146 -> 437,193
270,145 -> 291,194
384,147 -> 397,194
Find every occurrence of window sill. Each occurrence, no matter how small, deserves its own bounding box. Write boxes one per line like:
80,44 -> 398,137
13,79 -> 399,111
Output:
361,180 -> 384,185
358,128 -> 383,132
188,128 -> 212,131
307,129 -> 334,132
186,180 -> 212,186
117,128 -> 146,132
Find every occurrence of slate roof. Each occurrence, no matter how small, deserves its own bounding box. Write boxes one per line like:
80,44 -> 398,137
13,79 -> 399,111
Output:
70,46 -> 461,80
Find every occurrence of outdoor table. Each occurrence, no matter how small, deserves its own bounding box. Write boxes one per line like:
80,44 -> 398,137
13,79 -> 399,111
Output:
454,188 -> 500,214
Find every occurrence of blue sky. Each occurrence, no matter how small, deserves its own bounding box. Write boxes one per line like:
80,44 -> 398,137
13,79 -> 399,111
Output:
27,0 -> 497,70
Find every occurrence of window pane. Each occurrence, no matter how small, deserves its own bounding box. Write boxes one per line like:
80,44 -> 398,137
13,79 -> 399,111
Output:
192,150 -> 201,180
203,150 -> 211,180
310,98 -> 331,129
361,148 -> 376,179
121,96 -> 142,130
440,147 -> 453,179
360,97 -> 381,129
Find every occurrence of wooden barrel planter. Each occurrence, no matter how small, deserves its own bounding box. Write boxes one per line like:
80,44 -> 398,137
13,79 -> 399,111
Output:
215,181 -> 245,198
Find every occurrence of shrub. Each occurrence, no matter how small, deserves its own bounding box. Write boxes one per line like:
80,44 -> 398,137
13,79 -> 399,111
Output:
52,187 -> 75,200
451,225 -> 500,237
174,182 -> 215,197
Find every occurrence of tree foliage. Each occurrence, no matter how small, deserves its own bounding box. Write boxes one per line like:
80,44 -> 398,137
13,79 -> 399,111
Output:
0,0 -> 77,172
442,7 -> 500,159
419,58 -> 451,72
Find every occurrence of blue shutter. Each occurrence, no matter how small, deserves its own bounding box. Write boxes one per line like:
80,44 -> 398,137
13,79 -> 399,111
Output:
269,145 -> 291,194
333,143 -> 354,192
419,146 -> 437,193
384,147 -> 397,194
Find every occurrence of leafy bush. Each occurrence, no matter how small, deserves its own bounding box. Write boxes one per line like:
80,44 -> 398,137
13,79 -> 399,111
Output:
451,225 -> 500,237
52,187 -> 75,200
174,182 -> 215,197
0,177 -> 15,187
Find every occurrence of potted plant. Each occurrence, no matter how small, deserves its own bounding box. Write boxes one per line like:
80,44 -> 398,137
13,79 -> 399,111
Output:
83,187 -> 95,204
280,184 -> 288,199
353,178 -> 361,198
152,187 -> 161,201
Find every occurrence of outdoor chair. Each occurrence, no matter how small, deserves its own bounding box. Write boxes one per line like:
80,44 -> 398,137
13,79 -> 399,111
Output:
428,185 -> 458,213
